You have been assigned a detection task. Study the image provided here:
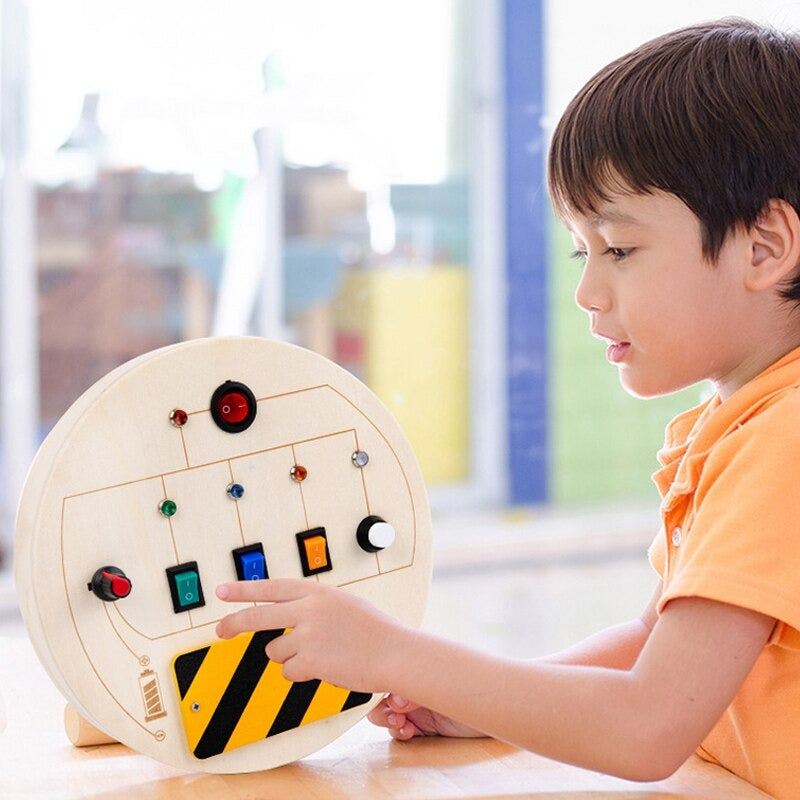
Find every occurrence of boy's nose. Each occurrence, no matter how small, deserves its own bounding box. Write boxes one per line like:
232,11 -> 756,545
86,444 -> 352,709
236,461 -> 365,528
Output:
574,262 -> 611,314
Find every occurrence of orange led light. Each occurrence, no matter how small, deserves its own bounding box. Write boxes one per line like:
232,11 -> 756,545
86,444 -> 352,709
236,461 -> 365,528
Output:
290,465 -> 308,482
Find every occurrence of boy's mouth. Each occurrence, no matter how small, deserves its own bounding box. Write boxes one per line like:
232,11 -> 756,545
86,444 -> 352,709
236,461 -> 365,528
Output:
606,341 -> 631,363
592,330 -> 631,363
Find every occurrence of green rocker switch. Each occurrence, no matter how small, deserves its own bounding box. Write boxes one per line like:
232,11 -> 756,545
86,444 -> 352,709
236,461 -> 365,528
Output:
166,561 -> 205,613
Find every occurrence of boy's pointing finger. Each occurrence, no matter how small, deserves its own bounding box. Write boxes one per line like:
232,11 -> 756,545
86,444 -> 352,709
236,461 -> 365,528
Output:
214,603 -> 296,640
216,578 -> 313,604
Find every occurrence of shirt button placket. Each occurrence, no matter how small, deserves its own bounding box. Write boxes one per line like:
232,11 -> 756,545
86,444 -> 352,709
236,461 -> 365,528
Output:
671,527 -> 682,547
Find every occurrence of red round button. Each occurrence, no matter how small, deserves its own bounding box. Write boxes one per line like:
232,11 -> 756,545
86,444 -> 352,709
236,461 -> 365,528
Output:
217,391 -> 250,424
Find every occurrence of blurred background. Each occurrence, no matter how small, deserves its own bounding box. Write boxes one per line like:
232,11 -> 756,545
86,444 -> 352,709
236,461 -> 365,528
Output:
0,0 -> 796,654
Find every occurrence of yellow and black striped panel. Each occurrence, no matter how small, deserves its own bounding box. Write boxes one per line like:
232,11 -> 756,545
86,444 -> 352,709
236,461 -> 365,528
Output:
172,630 -> 372,760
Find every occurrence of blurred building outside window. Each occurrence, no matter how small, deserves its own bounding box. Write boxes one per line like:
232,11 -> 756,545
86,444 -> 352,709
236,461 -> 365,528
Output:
0,0 -> 489,564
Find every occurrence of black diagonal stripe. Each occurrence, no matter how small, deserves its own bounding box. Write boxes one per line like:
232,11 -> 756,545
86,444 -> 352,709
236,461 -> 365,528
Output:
266,679 -> 321,737
341,690 -> 372,711
193,629 -> 284,760
174,646 -> 210,700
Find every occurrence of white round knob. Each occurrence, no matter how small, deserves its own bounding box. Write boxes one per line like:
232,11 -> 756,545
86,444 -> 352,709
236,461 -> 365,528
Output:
368,521 -> 395,550
357,516 -> 396,552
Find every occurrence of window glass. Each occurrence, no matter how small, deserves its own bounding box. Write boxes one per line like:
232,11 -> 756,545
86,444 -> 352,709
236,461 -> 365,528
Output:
29,0 -> 473,492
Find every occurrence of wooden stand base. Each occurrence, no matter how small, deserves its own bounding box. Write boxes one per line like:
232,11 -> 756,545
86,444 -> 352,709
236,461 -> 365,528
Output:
64,703 -> 117,747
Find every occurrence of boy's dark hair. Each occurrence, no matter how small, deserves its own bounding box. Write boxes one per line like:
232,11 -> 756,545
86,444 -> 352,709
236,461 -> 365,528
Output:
548,17 -> 800,302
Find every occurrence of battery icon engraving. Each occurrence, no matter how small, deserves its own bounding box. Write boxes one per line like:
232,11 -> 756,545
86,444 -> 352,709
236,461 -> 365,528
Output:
139,669 -> 167,722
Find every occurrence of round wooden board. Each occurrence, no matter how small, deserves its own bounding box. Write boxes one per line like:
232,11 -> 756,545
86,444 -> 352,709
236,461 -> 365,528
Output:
14,336 -> 432,773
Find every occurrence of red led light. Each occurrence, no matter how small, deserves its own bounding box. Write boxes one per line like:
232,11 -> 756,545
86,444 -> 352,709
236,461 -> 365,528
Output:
169,409 -> 188,427
217,391 -> 250,425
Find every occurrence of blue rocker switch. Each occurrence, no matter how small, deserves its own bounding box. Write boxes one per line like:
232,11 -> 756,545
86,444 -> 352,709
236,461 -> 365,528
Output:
232,544 -> 267,581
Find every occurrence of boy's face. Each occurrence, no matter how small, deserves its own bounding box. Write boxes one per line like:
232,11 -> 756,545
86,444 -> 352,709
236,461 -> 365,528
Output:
565,190 -> 758,399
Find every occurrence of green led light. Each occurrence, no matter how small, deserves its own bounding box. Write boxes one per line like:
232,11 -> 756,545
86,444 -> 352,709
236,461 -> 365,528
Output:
159,499 -> 177,517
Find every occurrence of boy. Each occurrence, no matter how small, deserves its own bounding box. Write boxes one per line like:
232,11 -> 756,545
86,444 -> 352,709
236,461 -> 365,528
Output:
216,18 -> 800,798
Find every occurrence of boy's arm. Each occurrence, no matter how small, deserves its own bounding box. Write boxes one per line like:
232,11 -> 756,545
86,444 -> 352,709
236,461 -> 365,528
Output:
379,595 -> 772,781
373,581 -> 662,740
538,581 -> 661,670
216,580 -> 773,782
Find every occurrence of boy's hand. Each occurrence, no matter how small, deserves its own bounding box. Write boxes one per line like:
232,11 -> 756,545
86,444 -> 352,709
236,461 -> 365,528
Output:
215,578 -> 402,693
216,579 -> 483,742
368,693 -> 485,740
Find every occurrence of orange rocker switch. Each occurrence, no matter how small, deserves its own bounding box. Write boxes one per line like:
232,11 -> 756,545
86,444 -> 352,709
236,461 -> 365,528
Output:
296,528 -> 332,576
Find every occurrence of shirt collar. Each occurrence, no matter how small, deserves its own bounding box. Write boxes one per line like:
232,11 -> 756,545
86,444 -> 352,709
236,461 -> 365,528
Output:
653,345 -> 800,507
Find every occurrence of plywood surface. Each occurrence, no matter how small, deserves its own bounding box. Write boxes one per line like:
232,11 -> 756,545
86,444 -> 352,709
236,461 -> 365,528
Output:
14,337 -> 432,772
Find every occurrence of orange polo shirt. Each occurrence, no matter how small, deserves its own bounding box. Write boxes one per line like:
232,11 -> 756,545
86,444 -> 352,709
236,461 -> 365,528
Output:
649,346 -> 800,800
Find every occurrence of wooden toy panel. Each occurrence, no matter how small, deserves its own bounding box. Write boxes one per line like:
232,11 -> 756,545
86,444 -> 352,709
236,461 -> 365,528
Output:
14,337 -> 432,773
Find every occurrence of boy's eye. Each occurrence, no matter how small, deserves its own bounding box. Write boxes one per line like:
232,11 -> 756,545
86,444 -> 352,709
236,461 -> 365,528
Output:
604,247 -> 631,261
569,249 -> 587,263
568,247 -> 632,263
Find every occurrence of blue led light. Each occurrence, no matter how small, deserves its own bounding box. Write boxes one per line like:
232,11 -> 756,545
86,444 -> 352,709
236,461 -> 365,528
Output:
226,482 -> 245,500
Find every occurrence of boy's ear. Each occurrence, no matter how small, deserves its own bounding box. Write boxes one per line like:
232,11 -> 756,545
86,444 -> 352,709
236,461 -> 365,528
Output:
746,199 -> 800,292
